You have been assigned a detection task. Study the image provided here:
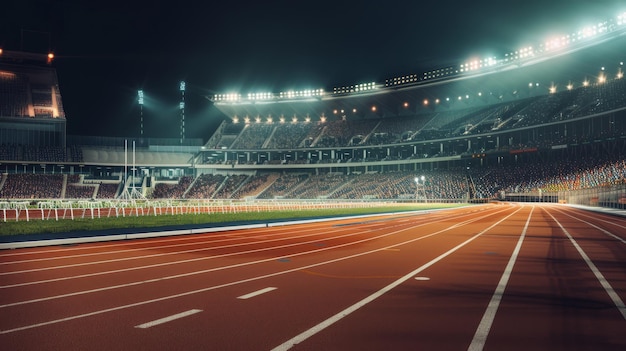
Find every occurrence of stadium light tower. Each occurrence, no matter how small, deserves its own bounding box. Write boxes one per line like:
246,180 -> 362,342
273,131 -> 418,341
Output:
138,90 -> 144,138
179,81 -> 185,145
414,175 -> 427,203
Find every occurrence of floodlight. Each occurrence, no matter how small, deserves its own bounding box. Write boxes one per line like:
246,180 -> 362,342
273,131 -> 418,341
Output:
179,81 -> 185,91
138,90 -> 144,105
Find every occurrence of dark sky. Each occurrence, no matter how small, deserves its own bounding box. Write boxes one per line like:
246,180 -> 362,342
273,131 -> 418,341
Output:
2,0 -> 624,141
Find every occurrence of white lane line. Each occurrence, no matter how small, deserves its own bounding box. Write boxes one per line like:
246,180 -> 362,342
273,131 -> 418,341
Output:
546,210 -> 626,320
271,206 -> 524,351
552,207 -> 626,244
1,207 -> 511,308
237,287 -> 277,300
0,224 -> 351,275
0,207 -> 513,335
135,309 -> 202,329
468,206 -> 534,351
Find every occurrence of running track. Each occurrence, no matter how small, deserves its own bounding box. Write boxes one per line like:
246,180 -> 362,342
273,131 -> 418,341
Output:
1,203 -> 625,350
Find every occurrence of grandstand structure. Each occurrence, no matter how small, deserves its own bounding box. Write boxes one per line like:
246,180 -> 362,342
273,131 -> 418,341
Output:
1,12 -> 626,209
0,50 -> 66,147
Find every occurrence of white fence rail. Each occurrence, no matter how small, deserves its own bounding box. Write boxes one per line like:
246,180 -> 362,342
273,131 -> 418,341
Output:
1,199 -> 424,222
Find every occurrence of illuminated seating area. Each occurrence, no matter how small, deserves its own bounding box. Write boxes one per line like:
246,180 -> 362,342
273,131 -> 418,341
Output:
184,174 -> 226,199
150,176 -> 193,199
209,74 -> 625,151
0,174 -> 63,199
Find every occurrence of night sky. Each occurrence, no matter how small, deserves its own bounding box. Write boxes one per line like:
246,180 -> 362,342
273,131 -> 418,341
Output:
2,0 -> 624,141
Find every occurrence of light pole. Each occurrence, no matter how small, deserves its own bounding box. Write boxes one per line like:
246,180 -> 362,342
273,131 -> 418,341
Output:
415,175 -> 426,203
137,90 -> 144,138
179,81 -> 185,145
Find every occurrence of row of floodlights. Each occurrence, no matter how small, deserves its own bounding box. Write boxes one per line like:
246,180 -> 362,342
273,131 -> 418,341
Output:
232,114 -> 328,124
389,12 -> 626,82
226,69 -> 624,122
214,12 -> 626,100
333,82 -> 377,94
214,89 -> 325,102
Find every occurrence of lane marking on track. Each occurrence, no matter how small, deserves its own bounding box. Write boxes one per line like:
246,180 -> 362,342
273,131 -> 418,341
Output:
0,224 -> 355,273
270,206 -> 524,351
552,207 -> 626,245
1,207 -> 463,272
135,309 -> 202,329
546,209 -> 626,321
414,277 -> 430,281
300,270 -> 401,280
0,207 -> 508,293
237,287 -> 277,300
467,206 -> 534,351
0,206 -> 513,334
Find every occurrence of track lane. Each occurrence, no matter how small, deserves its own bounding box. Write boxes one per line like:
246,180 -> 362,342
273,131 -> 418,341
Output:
0,206 -> 507,306
1,205 -> 512,347
476,205 -> 626,350
1,203 -> 625,350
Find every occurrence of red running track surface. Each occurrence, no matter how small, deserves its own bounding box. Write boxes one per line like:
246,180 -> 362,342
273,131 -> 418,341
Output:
1,203 -> 625,350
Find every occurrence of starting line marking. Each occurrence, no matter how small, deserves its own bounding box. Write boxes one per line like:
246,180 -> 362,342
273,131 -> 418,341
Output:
135,309 -> 202,329
237,287 -> 277,300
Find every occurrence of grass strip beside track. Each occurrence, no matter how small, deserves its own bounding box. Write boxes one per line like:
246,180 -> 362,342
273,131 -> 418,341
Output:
0,203 -> 465,237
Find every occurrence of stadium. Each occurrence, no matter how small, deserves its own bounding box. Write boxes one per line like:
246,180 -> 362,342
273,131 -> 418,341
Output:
2,14 -> 626,212
1,9 -> 626,351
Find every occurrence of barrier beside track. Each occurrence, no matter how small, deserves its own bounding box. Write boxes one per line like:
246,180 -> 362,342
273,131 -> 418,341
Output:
1,199 -> 435,222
